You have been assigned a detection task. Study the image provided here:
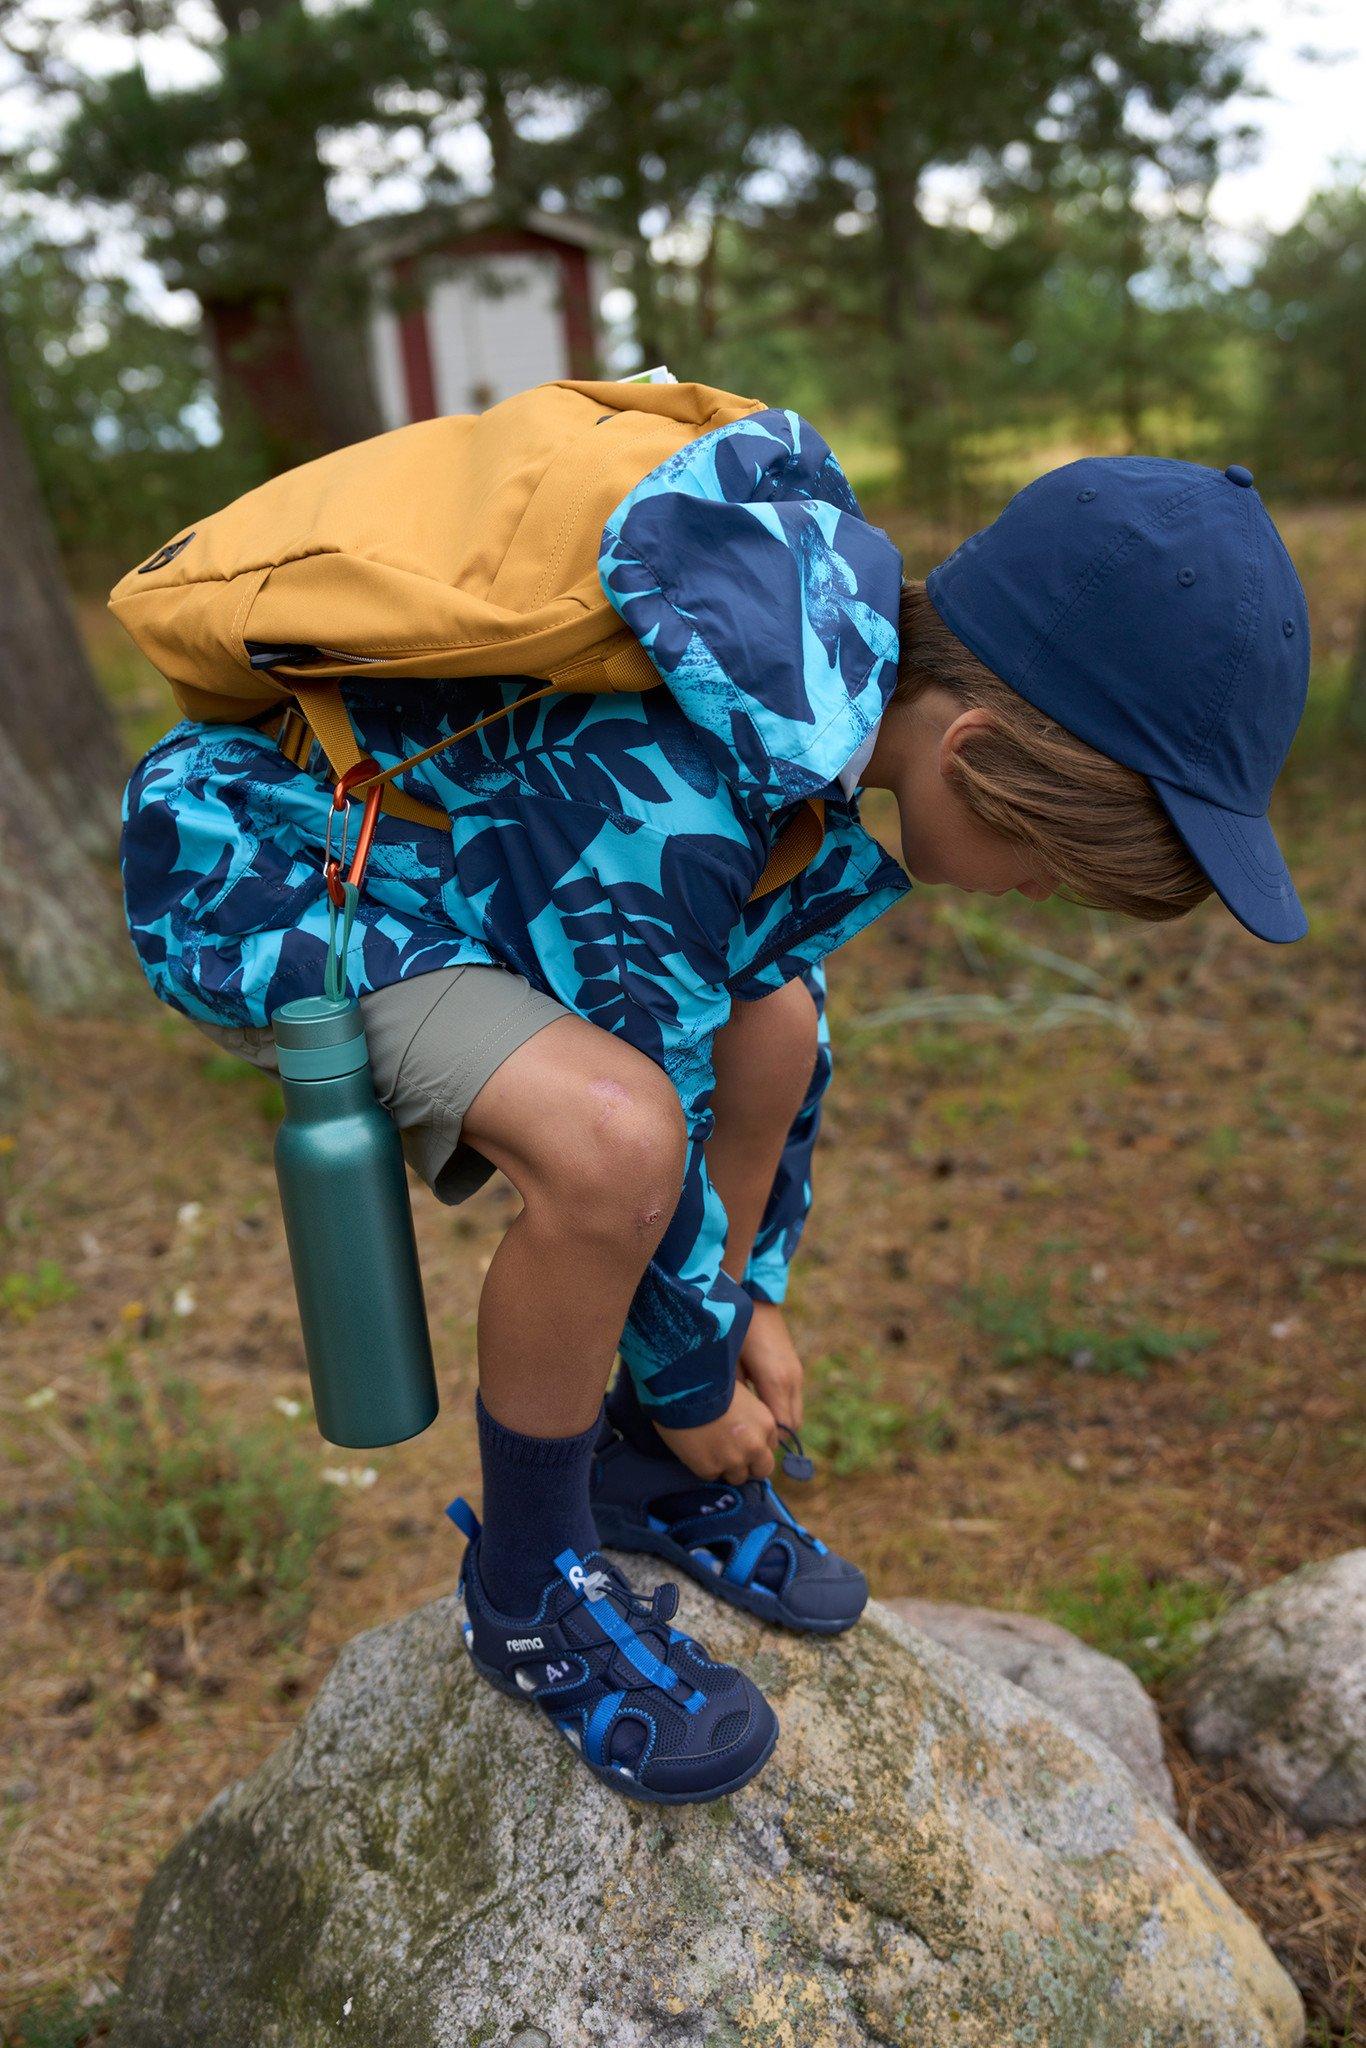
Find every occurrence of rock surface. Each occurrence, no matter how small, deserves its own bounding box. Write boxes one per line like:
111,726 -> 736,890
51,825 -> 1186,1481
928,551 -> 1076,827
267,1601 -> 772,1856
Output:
113,1569 -> 1304,2048
884,1597 -> 1176,1815
1183,1549 -> 1366,1833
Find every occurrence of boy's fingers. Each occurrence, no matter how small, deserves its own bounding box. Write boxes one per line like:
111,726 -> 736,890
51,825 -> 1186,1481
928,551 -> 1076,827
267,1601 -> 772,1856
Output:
748,1443 -> 776,1479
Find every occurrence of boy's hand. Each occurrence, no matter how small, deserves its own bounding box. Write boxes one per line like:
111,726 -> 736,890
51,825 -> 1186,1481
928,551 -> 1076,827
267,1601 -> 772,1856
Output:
738,1301 -> 804,1431
654,1380 -> 779,1484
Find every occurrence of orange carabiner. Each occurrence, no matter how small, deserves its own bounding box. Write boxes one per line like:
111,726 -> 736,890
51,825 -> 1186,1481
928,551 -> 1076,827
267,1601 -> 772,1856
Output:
323,757 -> 383,908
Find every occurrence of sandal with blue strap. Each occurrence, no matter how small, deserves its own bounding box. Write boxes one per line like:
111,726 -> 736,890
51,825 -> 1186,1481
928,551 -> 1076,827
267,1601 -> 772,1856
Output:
589,1428 -> 867,1636
447,1497 -> 779,1804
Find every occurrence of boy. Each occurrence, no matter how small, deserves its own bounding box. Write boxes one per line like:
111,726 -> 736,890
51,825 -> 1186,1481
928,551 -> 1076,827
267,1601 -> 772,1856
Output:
120,408 -> 1309,1804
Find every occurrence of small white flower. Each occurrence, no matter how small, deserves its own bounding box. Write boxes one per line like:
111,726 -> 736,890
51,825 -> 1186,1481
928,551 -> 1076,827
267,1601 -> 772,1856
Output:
1090,1262 -> 1109,1283
23,1386 -> 58,1410
1270,1318 -> 1299,1341
321,1464 -> 379,1489
176,1201 -> 203,1231
342,1998 -> 353,2018
172,1286 -> 197,1317
273,1396 -> 304,1419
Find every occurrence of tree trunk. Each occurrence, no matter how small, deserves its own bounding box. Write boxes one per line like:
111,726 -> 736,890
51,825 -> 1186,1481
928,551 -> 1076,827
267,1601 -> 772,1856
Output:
290,267 -> 386,451
0,336 -> 131,1007
1117,194 -> 1145,452
213,0 -> 384,453
870,145 -> 953,505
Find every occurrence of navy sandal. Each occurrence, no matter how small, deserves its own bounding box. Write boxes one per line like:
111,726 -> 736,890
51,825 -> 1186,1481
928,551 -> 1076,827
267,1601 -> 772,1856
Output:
589,1430 -> 868,1636
447,1498 -> 779,1805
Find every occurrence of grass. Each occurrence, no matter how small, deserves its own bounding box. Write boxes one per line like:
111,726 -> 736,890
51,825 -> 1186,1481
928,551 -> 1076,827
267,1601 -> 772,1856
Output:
802,1349 -> 958,1475
1,1260 -> 76,1323
803,1349 -> 911,1476
40,1346 -> 335,1629
1037,1557 -> 1227,1687
961,1277 -> 1216,1380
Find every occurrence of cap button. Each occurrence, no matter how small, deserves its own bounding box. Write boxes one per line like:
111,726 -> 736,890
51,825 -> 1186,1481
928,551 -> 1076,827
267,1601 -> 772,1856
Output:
1225,464 -> 1254,488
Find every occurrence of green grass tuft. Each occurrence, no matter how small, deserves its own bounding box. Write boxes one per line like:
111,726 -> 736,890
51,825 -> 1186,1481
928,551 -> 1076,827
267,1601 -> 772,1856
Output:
1037,1557 -> 1226,1686
960,1278 -> 1214,1380
2,1260 -> 77,1323
50,1347 -> 335,1629
804,1349 -> 912,1476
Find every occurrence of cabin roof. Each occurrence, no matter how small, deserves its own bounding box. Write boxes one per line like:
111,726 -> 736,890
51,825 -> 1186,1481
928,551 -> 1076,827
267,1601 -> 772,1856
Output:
348,201 -> 619,266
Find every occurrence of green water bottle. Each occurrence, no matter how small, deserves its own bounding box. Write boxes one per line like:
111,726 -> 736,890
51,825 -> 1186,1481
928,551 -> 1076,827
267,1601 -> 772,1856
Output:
272,994 -> 439,1448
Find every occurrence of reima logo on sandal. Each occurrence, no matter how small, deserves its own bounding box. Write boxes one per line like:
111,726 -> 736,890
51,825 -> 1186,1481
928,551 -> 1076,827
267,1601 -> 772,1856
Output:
506,1634 -> 544,1653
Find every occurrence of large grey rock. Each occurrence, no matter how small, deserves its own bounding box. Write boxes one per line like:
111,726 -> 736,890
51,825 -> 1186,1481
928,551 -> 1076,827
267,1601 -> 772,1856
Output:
884,1597 -> 1176,1816
1183,1549 -> 1366,1833
113,1568 -> 1303,2048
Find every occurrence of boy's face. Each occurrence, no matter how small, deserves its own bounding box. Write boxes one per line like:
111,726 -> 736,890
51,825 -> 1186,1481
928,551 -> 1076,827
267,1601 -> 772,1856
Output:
880,698 -> 1057,901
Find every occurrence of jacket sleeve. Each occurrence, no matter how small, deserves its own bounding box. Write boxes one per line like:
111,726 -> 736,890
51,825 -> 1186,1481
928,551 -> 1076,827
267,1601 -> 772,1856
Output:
618,1118 -> 753,1429
742,963 -> 831,1306
598,408 -> 902,823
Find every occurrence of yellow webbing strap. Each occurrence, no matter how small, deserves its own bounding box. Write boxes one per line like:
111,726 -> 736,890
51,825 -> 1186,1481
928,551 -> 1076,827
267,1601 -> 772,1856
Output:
282,679 -> 824,902
287,679 -> 452,833
751,798 -> 826,900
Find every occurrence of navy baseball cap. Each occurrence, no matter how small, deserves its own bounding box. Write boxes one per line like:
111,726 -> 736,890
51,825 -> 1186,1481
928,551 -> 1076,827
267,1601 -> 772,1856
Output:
926,456 -> 1310,941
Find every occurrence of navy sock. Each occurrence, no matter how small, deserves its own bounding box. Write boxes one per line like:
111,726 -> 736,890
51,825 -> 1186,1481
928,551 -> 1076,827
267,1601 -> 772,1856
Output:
475,1392 -> 603,1616
604,1367 -> 674,1460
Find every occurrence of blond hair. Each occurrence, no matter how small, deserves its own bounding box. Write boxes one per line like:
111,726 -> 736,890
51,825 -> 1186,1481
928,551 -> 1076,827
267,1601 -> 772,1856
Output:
897,582 -> 1211,923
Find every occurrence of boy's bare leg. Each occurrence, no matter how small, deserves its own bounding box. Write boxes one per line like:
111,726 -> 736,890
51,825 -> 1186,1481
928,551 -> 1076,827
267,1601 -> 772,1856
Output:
460,1015 -> 687,1434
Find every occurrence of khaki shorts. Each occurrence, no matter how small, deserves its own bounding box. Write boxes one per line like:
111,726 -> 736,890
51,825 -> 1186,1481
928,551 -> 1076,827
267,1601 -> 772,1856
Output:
196,966 -> 569,1204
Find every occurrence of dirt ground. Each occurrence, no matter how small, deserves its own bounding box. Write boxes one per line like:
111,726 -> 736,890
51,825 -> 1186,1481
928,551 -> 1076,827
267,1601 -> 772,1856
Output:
2,501 -> 1363,2042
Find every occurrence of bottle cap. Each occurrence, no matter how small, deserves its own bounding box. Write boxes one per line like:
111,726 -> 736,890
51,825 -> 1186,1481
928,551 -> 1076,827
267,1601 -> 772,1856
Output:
271,996 -> 370,1079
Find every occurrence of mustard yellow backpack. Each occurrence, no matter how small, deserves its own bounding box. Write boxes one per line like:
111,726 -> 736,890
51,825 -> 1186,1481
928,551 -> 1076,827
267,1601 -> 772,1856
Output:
109,376 -> 825,891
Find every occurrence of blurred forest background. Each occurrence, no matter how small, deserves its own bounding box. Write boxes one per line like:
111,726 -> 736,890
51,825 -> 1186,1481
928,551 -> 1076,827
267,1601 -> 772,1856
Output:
0,1 -> 1362,2042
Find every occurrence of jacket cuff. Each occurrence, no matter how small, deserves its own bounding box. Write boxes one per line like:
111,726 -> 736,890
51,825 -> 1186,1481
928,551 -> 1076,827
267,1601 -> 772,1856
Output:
619,1277 -> 751,1430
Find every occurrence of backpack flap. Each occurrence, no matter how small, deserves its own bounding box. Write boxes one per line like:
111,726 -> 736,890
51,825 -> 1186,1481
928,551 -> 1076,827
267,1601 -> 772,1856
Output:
109,379 -> 763,713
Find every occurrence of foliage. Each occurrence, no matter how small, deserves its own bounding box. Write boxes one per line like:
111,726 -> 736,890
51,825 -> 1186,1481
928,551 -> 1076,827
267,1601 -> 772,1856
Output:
1037,1555 -> 1225,1685
51,1347 -> 335,1626
961,1277 -> 1214,1379
1242,168 -> 1366,497
0,228 -> 268,572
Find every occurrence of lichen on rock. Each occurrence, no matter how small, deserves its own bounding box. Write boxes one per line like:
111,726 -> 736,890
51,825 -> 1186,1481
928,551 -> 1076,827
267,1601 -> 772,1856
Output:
112,1568 -> 1304,2048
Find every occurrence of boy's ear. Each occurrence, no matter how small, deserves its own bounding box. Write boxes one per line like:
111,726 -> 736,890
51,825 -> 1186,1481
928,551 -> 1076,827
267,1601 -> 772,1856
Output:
938,705 -> 996,779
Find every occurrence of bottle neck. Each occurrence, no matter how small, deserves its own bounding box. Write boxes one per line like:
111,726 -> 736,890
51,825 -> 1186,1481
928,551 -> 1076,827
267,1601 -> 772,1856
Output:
279,1064 -> 377,1121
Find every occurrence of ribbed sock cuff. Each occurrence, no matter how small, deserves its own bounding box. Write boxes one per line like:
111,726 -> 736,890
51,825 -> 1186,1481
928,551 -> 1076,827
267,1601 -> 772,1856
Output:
475,1390 -> 604,1467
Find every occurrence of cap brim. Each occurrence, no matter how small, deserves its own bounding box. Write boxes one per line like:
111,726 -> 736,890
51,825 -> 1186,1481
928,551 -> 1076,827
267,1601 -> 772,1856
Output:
1150,779 -> 1307,943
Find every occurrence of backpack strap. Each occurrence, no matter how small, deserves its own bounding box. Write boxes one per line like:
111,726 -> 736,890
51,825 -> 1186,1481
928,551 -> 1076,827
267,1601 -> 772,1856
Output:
288,679 -> 452,834
284,678 -> 823,903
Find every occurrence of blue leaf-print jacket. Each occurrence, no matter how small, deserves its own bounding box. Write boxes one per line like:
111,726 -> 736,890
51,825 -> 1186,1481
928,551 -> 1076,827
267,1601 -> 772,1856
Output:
120,407 -> 911,1426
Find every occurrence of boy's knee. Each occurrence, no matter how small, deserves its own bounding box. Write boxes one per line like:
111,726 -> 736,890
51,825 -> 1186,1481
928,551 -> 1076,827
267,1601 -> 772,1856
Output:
536,1062 -> 687,1242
